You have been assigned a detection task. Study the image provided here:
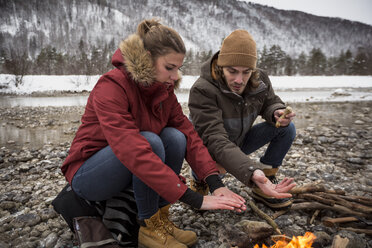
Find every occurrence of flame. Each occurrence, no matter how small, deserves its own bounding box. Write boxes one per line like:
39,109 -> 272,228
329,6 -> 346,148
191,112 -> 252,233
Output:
254,232 -> 316,248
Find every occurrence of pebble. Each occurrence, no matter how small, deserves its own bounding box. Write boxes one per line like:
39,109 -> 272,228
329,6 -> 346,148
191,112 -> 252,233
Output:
0,102 -> 371,247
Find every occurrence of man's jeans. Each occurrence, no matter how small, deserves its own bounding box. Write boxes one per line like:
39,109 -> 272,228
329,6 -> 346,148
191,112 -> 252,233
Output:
72,127 -> 186,219
192,121 -> 296,180
241,122 -> 296,168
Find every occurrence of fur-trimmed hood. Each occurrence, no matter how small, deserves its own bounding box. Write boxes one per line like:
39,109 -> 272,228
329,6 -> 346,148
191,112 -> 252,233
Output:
114,34 -> 181,89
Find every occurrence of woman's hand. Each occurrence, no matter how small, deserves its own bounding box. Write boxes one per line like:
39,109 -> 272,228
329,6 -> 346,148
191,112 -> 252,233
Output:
200,189 -> 246,212
200,195 -> 246,212
251,169 -> 296,198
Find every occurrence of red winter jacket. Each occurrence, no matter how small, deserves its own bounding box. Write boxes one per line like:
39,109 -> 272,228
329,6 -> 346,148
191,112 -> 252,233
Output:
61,34 -> 219,203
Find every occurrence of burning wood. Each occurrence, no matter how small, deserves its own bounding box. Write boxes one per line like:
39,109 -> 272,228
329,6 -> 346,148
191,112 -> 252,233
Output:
248,183 -> 371,247
254,232 -> 316,248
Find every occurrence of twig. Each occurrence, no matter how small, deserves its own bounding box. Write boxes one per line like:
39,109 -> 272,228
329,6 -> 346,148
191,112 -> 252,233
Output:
271,209 -> 288,220
339,227 -> 372,236
338,195 -> 372,207
290,184 -> 326,194
297,193 -> 335,206
290,202 -> 369,218
310,209 -> 320,225
248,200 -> 281,235
315,192 -> 372,215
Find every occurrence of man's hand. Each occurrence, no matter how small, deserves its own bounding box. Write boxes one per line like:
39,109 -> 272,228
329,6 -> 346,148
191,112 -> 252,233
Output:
251,169 -> 296,198
274,107 -> 296,127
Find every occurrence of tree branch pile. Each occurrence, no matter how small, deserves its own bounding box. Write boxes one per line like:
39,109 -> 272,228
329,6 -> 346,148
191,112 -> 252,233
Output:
288,184 -> 372,235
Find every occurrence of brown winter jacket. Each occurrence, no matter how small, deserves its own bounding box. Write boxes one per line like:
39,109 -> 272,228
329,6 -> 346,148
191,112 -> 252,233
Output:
188,52 -> 285,186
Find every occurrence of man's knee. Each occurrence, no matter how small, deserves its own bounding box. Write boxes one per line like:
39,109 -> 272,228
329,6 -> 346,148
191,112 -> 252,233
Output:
286,122 -> 296,141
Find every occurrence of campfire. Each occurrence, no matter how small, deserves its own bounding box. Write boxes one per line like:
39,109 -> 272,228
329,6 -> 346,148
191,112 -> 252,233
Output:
254,232 -> 316,248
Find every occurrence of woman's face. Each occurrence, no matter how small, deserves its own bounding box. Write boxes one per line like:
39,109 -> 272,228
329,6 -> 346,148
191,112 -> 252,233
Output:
154,52 -> 185,84
222,66 -> 253,95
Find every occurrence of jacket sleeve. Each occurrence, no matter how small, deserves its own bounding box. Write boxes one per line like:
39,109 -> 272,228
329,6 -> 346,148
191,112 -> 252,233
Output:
167,93 -> 220,182
259,71 -> 285,124
91,78 -> 188,203
188,82 -> 262,187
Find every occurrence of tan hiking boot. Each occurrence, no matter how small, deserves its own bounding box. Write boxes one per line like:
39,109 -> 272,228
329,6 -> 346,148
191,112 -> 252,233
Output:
160,204 -> 198,246
189,168 -> 209,196
251,168 -> 293,209
189,179 -> 209,196
138,210 -> 187,248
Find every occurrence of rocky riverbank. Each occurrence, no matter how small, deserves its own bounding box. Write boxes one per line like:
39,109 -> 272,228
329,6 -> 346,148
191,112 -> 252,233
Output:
0,101 -> 371,247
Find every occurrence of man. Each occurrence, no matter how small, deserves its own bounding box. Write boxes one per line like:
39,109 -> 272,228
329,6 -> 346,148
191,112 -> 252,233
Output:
188,30 -> 297,209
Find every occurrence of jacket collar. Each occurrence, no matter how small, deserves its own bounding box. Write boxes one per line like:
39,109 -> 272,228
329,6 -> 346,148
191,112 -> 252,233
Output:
112,34 -> 181,89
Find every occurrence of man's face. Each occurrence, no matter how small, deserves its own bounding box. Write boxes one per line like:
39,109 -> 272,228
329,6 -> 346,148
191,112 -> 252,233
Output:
222,66 -> 253,95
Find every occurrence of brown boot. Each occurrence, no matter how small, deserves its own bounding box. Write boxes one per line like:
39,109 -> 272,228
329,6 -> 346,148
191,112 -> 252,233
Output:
251,168 -> 293,209
189,168 -> 209,196
189,179 -> 209,196
160,204 -> 198,246
138,210 -> 187,248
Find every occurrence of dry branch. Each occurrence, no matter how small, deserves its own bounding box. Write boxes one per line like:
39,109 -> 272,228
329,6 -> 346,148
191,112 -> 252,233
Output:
314,192 -> 372,214
297,193 -> 335,206
338,195 -> 372,207
248,200 -> 281,235
339,227 -> 372,236
310,209 -> 320,225
289,184 -> 326,194
290,202 -> 369,218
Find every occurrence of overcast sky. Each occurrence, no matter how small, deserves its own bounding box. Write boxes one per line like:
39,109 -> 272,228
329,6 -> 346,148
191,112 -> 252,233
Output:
244,0 -> 372,26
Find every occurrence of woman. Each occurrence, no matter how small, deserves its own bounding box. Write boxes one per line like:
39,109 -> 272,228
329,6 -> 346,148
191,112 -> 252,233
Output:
61,19 -> 246,248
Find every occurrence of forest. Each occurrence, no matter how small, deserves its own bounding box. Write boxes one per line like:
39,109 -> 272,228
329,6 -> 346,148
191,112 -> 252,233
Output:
2,42 -> 371,82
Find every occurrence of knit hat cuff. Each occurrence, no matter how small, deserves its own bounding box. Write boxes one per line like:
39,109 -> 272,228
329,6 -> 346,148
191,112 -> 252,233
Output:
217,53 -> 257,69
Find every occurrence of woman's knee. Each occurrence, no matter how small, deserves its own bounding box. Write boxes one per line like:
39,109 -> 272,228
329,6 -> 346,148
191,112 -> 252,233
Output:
140,131 -> 165,160
161,127 -> 186,148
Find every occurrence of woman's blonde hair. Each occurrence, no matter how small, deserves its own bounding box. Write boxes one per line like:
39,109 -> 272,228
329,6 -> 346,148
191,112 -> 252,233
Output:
137,19 -> 186,59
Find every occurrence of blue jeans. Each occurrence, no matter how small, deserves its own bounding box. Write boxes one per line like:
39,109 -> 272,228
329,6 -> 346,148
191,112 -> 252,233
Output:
192,121 -> 296,180
72,127 -> 186,220
241,122 -> 296,167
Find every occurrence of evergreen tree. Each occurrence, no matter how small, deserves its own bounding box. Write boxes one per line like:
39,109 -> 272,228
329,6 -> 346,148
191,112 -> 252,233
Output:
344,50 -> 353,75
351,49 -> 369,75
284,56 -> 294,76
295,52 -> 308,75
267,45 -> 286,75
257,46 -> 269,71
308,48 -> 327,75
183,49 -> 194,75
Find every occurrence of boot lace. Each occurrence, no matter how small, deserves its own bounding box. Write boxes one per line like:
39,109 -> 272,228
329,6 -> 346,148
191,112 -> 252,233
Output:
161,214 -> 175,234
152,219 -> 168,240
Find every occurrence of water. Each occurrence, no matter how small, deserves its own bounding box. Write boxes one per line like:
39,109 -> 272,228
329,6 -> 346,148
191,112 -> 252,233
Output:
0,95 -> 89,107
1,91 -> 371,149
1,88 -> 371,107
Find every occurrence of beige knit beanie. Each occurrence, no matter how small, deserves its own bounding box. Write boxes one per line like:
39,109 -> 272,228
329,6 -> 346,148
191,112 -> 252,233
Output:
217,30 -> 257,69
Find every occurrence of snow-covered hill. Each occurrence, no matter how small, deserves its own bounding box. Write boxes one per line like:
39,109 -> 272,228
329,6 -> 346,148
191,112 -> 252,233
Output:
1,0 -> 372,58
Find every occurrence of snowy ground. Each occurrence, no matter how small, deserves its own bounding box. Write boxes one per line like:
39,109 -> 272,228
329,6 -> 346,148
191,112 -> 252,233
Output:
0,74 -> 372,107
